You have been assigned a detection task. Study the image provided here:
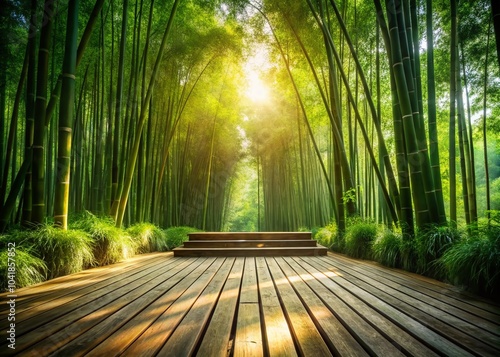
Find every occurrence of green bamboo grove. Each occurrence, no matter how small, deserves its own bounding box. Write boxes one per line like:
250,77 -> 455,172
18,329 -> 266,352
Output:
0,0 -> 499,237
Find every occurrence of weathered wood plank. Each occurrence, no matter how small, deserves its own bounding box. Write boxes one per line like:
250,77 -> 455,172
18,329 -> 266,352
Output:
22,257 -> 207,356
120,258 -> 224,357
85,258 -> 210,356
276,257 -> 369,357
329,252 -> 500,317
255,256 -> 297,357
196,257 -> 245,357
266,257 -> 332,356
1,256 -> 182,353
157,258 -> 235,357
319,256 -> 500,356
0,253 -> 168,317
234,257 -> 263,357
312,257 -> 475,357
294,256 -> 439,357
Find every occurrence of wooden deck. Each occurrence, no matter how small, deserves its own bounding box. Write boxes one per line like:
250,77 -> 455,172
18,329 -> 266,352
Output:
1,252 -> 499,356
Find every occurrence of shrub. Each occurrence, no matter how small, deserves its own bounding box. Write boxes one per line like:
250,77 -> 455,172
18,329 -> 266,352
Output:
71,211 -> 136,265
164,226 -> 201,249
416,225 -> 462,278
0,236 -> 47,290
25,225 -> 94,279
128,223 -> 169,253
313,223 -> 340,251
372,230 -> 402,268
440,224 -> 500,300
344,220 -> 378,259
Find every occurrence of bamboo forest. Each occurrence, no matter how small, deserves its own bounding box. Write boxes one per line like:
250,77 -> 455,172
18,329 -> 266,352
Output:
1,0 -> 500,302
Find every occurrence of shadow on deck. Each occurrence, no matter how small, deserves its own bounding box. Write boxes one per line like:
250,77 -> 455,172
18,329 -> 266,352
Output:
1,252 -> 499,356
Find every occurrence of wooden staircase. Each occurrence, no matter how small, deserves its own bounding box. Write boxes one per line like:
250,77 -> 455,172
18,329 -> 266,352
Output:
173,232 -> 328,257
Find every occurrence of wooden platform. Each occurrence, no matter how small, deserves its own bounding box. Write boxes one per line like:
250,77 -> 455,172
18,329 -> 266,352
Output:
173,232 -> 328,257
1,252 -> 499,356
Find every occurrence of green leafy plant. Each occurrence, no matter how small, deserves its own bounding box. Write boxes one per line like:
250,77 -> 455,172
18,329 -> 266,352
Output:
128,223 -> 169,253
440,224 -> 500,300
71,211 -> 136,265
372,230 -> 402,268
416,225 -> 462,278
344,220 -> 378,259
0,242 -> 47,290
25,225 -> 94,279
164,226 -> 201,249
313,222 -> 339,251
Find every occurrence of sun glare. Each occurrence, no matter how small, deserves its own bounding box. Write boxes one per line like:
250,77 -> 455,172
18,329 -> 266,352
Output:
244,45 -> 272,103
246,72 -> 270,103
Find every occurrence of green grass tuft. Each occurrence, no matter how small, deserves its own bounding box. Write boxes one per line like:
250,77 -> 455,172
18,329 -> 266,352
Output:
164,226 -> 201,249
372,230 -> 402,268
313,223 -> 340,251
23,224 -> 94,279
0,239 -> 47,290
416,225 -> 462,278
128,223 -> 169,253
70,211 -> 136,265
344,220 -> 378,259
440,225 -> 500,300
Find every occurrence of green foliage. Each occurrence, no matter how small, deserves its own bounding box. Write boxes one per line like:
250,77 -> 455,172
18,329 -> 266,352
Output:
313,223 -> 340,251
70,211 -> 136,266
344,220 -> 378,259
127,223 -> 169,253
0,243 -> 47,290
10,224 -> 94,279
372,230 -> 402,268
415,225 -> 462,278
164,226 -> 201,249
440,224 -> 500,300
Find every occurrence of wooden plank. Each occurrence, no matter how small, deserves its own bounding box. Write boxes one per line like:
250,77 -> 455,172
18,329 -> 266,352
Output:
19,257 -> 206,356
234,257 -> 263,356
196,257 -> 245,357
183,239 -> 317,248
294,256 -> 438,357
174,246 -> 327,257
276,257 -> 369,357
328,255 -> 500,334
266,257 -> 332,356
120,258 -> 225,357
156,258 -> 236,357
311,257 -> 475,356
0,256 -> 181,352
0,253 -> 168,316
85,257 -> 212,356
188,232 -> 312,240
328,252 -> 500,316
234,304 -> 263,357
234,257 -> 263,355
255,256 -> 297,357
319,256 -> 500,356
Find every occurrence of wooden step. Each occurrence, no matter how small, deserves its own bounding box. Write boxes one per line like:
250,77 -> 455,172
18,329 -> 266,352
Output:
187,232 -> 312,241
183,239 -> 318,248
174,232 -> 327,257
172,246 -> 328,257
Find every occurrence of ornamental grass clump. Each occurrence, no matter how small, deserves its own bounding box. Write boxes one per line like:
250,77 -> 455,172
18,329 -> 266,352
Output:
127,223 -> 169,253
28,224 -> 93,279
0,234 -> 47,290
416,225 -> 462,279
313,223 -> 339,251
440,224 -> 500,300
71,211 -> 136,265
372,230 -> 402,268
164,226 -> 201,249
344,220 -> 378,259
